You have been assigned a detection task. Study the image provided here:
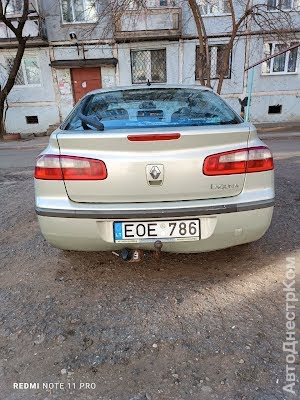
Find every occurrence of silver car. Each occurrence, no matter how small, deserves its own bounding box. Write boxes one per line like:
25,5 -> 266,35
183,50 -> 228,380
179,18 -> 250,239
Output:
34,85 -> 274,253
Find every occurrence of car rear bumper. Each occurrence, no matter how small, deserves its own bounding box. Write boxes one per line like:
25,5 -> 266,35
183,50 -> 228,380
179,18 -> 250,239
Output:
36,200 -> 274,253
35,198 -> 274,219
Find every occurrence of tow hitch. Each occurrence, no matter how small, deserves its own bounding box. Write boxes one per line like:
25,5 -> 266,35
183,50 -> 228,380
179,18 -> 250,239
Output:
114,241 -> 164,263
119,249 -> 144,262
154,240 -> 163,259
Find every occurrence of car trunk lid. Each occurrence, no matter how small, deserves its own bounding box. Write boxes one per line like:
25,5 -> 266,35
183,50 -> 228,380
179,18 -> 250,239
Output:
57,124 -> 250,203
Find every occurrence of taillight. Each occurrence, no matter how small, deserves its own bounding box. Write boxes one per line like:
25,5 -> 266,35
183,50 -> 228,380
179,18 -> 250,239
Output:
35,155 -> 107,180
246,147 -> 274,173
203,146 -> 274,176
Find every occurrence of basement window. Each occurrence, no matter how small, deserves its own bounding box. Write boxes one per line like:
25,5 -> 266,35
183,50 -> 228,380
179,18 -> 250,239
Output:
26,115 -> 39,124
268,105 -> 282,114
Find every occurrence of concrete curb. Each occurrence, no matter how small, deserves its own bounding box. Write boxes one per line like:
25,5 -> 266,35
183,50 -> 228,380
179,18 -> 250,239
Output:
0,144 -> 47,151
0,137 -> 49,151
255,123 -> 300,131
259,132 -> 300,140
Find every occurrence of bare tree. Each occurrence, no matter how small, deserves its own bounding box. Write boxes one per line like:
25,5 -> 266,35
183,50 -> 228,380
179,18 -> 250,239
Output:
188,0 -> 211,86
0,0 -> 30,139
216,0 -> 253,94
187,0 -> 299,94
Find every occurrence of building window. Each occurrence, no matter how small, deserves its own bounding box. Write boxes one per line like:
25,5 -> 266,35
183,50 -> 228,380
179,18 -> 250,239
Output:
195,45 -> 231,80
268,105 -> 282,114
127,0 -> 139,9
266,0 -> 296,10
3,0 -> 23,14
131,49 -> 167,84
26,115 -> 39,124
128,0 -> 177,8
198,0 -> 231,15
262,43 -> 298,74
3,0 -> 38,15
61,0 -> 97,23
6,57 -> 41,86
148,0 -> 177,6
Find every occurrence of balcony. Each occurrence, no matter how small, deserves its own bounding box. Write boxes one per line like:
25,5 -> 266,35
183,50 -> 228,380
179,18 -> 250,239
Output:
0,2 -> 47,48
114,7 -> 182,42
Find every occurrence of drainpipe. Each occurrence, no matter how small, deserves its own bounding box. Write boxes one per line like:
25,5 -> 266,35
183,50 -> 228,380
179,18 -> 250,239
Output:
178,38 -> 183,84
242,26 -> 251,97
49,46 -> 62,123
245,67 -> 254,122
113,43 -> 120,86
242,0 -> 253,112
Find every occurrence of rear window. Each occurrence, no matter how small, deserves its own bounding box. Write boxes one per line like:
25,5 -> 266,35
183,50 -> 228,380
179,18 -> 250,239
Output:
63,88 -> 242,131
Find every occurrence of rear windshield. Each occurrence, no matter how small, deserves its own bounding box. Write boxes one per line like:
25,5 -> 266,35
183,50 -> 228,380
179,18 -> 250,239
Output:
63,88 -> 242,131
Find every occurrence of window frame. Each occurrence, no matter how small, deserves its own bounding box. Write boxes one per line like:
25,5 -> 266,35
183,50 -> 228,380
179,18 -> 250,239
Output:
266,0 -> 297,11
6,56 -> 42,87
198,0 -> 231,16
158,0 -> 178,6
60,0 -> 98,24
130,48 -> 167,84
195,44 -> 232,81
128,0 -> 178,9
3,0 -> 38,15
261,41 -> 299,75
4,0 -> 22,14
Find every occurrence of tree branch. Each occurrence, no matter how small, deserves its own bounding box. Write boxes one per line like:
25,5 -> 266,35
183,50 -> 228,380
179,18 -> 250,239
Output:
188,0 -> 206,86
15,0 -> 29,39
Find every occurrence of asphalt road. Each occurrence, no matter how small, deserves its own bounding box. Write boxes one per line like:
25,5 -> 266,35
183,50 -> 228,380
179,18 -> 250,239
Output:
0,137 -> 299,400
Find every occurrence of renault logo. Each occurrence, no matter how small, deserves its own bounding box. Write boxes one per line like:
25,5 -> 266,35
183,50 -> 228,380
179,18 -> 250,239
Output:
150,166 -> 161,180
146,164 -> 164,185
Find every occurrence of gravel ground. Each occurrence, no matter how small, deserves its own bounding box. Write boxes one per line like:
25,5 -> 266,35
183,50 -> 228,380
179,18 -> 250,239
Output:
0,139 -> 299,400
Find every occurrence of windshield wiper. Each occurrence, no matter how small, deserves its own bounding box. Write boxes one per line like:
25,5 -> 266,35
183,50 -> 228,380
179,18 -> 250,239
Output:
78,112 -> 104,131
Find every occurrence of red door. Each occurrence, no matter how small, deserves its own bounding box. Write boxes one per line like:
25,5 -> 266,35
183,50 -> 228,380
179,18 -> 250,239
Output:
71,67 -> 102,103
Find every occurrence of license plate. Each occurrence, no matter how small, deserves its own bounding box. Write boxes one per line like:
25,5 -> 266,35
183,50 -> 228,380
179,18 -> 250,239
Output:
113,219 -> 200,243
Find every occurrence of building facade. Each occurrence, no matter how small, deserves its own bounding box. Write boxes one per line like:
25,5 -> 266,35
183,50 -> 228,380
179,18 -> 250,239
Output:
1,0 -> 299,135
0,0 -> 60,135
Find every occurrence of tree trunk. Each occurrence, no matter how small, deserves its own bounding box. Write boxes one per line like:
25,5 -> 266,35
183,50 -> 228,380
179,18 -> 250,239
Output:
216,37 -> 235,94
0,98 -> 5,140
188,0 -> 206,86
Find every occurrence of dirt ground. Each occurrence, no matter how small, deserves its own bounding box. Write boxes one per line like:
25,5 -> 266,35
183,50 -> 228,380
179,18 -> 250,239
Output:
0,138 -> 299,400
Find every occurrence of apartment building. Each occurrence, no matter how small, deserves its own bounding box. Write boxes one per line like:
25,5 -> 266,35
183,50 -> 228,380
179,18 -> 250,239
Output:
1,0 -> 299,135
0,0 -> 60,134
